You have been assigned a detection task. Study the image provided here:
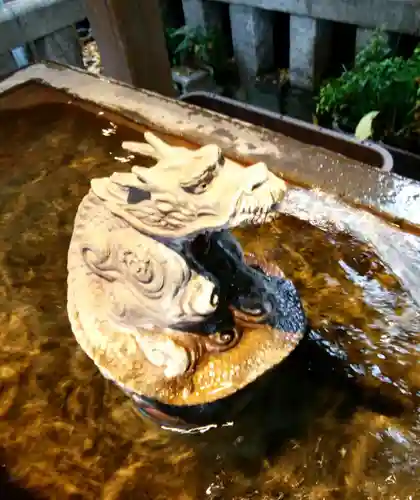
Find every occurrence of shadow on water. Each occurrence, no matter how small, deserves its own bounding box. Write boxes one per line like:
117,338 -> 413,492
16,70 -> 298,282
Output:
0,93 -> 418,499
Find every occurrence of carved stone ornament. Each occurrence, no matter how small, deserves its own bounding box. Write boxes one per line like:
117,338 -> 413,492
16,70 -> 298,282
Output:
67,132 -> 307,412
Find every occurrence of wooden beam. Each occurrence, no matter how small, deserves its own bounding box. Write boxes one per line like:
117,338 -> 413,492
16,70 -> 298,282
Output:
85,0 -> 175,97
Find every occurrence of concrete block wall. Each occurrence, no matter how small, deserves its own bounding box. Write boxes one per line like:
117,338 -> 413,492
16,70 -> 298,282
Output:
33,25 -> 84,68
181,0 -> 223,30
213,0 -> 420,36
0,0 -> 86,76
229,4 -> 274,85
178,0 -> 420,91
289,16 -> 333,89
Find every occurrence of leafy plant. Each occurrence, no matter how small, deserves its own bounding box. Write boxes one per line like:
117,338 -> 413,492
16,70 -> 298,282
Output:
316,31 -> 420,150
166,25 -> 228,77
354,30 -> 391,68
354,111 -> 379,140
165,27 -> 182,66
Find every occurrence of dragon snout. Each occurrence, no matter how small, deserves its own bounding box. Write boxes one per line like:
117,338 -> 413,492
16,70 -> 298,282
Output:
243,163 -> 269,194
194,144 -> 224,168
243,163 -> 287,202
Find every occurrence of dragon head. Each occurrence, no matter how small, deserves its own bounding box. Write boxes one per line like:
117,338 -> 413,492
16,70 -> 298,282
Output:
91,132 -> 287,240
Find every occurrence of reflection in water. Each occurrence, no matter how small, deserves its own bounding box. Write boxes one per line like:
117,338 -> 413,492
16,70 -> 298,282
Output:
0,102 -> 419,499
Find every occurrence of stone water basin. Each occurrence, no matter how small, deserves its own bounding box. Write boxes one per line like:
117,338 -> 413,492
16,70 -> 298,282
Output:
0,64 -> 419,499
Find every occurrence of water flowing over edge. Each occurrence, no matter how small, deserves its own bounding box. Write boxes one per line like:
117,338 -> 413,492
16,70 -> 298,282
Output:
282,188 -> 420,309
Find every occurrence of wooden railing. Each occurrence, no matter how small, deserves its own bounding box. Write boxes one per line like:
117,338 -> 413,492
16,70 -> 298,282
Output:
0,0 -> 86,76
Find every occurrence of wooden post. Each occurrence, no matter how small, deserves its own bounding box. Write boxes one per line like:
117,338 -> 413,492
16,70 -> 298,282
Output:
85,0 -> 175,97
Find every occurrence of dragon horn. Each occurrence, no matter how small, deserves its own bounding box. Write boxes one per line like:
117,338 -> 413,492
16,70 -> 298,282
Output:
110,171 -> 158,193
143,131 -> 175,158
121,141 -> 160,159
130,166 -> 161,192
109,172 -> 148,189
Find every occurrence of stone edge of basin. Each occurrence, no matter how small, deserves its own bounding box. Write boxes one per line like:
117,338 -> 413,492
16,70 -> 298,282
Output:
0,61 -> 419,229
179,91 -> 394,172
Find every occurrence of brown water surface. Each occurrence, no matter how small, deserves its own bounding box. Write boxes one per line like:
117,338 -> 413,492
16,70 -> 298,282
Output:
0,100 -> 419,500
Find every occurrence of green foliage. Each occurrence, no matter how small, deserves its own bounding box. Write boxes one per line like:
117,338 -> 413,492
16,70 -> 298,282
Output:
354,111 -> 379,140
316,31 -> 420,147
354,31 -> 392,68
165,27 -> 183,66
165,25 -> 227,76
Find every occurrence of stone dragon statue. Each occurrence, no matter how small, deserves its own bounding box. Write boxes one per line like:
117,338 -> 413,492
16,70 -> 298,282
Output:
67,132 -> 307,428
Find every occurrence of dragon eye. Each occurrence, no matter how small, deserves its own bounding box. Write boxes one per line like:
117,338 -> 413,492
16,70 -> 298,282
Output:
183,169 -> 215,194
240,306 -> 262,315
